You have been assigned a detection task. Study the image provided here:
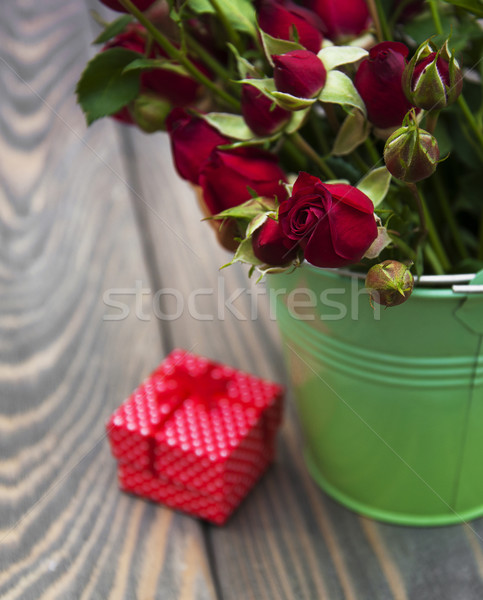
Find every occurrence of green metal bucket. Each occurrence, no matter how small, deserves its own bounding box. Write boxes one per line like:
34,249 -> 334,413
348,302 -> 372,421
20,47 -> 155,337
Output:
268,264 -> 483,526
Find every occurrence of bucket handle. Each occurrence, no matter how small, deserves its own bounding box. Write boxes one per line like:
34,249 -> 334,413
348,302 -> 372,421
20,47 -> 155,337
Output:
452,285 -> 483,294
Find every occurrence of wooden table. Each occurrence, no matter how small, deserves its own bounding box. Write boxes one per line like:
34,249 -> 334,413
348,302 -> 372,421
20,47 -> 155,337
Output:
2,1 -> 483,598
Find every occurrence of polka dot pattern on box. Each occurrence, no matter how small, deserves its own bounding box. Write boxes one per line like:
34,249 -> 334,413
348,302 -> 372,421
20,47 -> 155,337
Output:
106,349 -> 283,525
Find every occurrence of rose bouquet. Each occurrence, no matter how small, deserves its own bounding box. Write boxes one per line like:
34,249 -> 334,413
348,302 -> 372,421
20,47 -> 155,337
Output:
76,0 -> 483,306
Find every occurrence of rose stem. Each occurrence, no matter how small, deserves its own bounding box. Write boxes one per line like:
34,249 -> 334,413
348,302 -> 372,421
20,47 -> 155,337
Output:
424,245 -> 445,275
321,103 -> 339,133
118,0 -> 240,110
309,111 -> 330,155
410,183 -> 452,271
184,33 -> 241,96
365,0 -> 383,42
457,96 -> 483,159
432,172 -> 469,260
407,182 -> 427,245
352,150 -> 370,173
428,0 -> 444,36
208,0 -> 243,52
388,0 -> 413,28
425,110 -> 439,135
388,233 -> 417,262
367,0 -> 392,42
279,137 -> 308,172
289,132 -> 336,179
364,138 -> 381,166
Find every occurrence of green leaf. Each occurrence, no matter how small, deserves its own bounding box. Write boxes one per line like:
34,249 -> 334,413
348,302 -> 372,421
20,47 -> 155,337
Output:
76,48 -> 141,125
222,237 -> 263,268
332,109 -> 370,156
202,112 -> 254,140
442,0 -> 483,17
93,15 -> 134,45
357,167 -> 392,208
259,29 -> 304,66
210,198 -> 274,222
185,0 -> 215,13
363,227 -> 392,259
270,91 -> 316,111
317,46 -> 368,71
285,108 -> 311,134
186,0 -> 257,35
227,43 -> 260,79
217,134 -> 282,149
238,77 -> 276,95
124,58 -> 189,76
319,70 -> 366,115
245,212 -> 275,237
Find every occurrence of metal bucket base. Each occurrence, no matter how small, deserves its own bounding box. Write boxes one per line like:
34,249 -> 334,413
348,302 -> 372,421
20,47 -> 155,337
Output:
304,449 -> 483,527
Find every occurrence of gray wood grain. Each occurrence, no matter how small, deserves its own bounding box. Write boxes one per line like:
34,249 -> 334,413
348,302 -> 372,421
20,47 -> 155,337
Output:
2,0 -> 483,599
0,1 -> 216,598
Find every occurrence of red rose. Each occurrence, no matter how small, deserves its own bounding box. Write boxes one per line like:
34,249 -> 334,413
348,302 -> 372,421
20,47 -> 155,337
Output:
103,25 -> 203,111
199,148 -> 287,215
355,42 -> 413,129
241,84 -> 291,136
278,172 -> 378,268
165,109 -> 230,184
252,219 -> 298,265
273,50 -> 327,98
308,0 -> 370,40
100,0 -> 156,13
256,0 -> 324,54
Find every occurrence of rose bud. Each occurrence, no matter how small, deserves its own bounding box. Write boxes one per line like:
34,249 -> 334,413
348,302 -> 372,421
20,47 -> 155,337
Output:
355,42 -> 413,130
402,41 -> 463,111
256,0 -> 324,53
199,148 -> 288,215
100,0 -> 156,12
384,118 -> 439,183
241,83 -> 291,137
273,50 -> 327,99
307,0 -> 370,40
252,218 -> 299,265
365,260 -> 414,307
278,172 -> 378,268
132,94 -> 172,133
166,108 -> 230,184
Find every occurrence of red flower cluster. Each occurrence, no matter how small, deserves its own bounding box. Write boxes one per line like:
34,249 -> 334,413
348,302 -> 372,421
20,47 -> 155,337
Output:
166,110 -> 287,216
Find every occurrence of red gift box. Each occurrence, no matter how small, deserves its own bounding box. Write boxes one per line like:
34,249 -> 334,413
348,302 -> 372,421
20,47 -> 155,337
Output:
107,349 -> 283,524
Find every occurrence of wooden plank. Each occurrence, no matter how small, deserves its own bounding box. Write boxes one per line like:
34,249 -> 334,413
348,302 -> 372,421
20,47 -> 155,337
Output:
126,128 -> 483,599
0,1 -> 216,598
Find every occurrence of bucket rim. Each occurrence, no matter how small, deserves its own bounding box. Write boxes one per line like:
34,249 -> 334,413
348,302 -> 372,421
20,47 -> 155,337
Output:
299,264 -> 481,298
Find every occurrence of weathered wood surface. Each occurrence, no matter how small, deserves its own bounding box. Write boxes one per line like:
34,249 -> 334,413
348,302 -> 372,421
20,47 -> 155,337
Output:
1,1 -> 483,598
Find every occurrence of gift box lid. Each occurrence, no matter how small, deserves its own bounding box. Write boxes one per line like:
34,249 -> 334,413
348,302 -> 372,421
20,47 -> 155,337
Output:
107,350 -> 283,487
